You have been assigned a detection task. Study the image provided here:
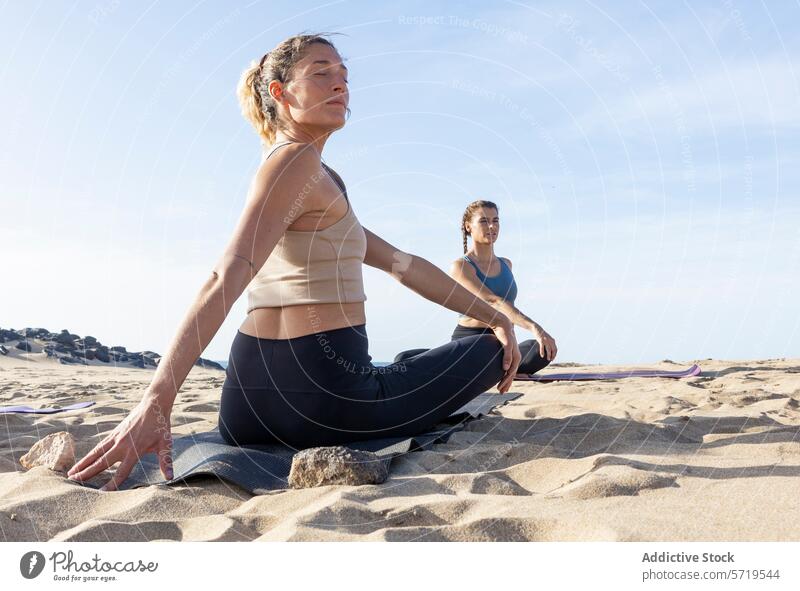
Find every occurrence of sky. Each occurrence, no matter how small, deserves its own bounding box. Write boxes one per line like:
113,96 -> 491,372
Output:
1,0 -> 798,365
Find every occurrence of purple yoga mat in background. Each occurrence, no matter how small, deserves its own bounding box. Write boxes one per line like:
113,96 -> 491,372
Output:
514,364 -> 702,382
0,401 -> 96,414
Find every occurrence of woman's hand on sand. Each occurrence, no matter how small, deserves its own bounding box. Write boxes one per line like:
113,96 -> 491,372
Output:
532,327 -> 558,362
66,391 -> 174,492
489,317 -> 521,393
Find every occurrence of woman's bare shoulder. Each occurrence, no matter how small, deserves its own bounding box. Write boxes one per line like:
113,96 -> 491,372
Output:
251,143 -> 319,194
449,255 -> 474,276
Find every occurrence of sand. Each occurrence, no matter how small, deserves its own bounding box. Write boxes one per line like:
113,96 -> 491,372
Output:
2,344 -> 799,542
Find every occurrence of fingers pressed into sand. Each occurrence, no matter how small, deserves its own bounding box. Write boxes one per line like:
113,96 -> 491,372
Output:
67,438 -> 115,479
99,453 -> 139,492
69,447 -> 122,483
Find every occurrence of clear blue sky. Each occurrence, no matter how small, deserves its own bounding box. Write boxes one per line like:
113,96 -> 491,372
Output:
2,1 -> 798,365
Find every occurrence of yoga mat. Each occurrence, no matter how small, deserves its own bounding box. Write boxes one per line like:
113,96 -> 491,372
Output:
0,401 -> 96,414
98,390 -> 523,495
514,363 -> 702,382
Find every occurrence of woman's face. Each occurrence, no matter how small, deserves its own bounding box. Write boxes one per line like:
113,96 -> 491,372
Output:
272,43 -> 349,132
466,207 -> 500,244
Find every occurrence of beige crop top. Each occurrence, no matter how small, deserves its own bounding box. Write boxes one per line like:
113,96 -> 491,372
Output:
246,142 -> 368,312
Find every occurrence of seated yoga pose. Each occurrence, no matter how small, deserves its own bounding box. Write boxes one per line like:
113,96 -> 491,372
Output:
393,200 -> 558,376
67,33 -> 521,491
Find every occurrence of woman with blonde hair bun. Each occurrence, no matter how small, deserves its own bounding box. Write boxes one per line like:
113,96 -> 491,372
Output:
68,32 -> 521,491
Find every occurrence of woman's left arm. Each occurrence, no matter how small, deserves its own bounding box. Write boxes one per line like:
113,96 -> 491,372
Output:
362,227 -> 522,389
490,259 -> 557,361
362,227 -> 504,323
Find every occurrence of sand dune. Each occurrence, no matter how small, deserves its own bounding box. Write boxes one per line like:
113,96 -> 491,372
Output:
2,349 -> 799,541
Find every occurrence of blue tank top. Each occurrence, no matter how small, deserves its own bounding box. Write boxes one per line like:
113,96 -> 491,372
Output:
458,255 -> 518,318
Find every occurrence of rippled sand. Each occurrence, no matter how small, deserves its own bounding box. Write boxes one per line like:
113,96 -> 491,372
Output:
2,348 -> 799,541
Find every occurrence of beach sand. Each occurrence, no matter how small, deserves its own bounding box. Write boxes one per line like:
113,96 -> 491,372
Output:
2,344 -> 799,542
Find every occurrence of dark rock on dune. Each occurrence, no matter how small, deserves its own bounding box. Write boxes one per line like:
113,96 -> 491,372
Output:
0,326 -> 224,371
0,328 -> 22,342
59,356 -> 87,366
194,358 -> 224,371
55,332 -> 75,346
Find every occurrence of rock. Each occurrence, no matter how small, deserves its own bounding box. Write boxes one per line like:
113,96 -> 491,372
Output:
55,331 -> 75,346
15,340 -> 33,352
59,356 -> 87,366
288,446 -> 389,488
93,348 -> 110,363
84,336 -> 97,346
110,346 -> 127,353
19,432 -> 76,473
0,345 -> 8,356
194,358 -> 224,370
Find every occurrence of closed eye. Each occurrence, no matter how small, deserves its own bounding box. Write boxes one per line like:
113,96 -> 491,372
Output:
316,71 -> 348,84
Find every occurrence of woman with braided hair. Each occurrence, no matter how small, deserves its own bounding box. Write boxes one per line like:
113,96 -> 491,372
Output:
68,32 -> 521,491
394,200 -> 557,375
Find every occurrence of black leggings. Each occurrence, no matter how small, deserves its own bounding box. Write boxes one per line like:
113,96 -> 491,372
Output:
218,324 -> 505,449
393,324 -> 551,375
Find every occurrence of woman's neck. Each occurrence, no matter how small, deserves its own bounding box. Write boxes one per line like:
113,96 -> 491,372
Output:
468,242 -> 495,263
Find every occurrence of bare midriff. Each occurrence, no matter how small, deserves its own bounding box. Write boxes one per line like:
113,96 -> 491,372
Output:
456,316 -> 491,330
238,302 -> 366,340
